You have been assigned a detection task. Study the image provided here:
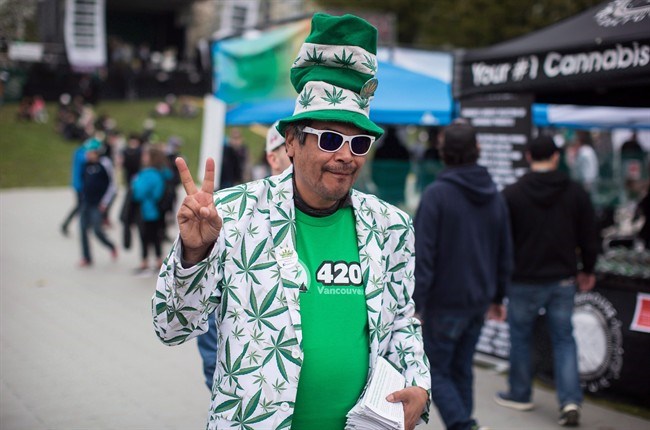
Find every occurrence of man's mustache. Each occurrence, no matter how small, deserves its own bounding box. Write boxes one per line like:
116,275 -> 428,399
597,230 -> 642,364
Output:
323,164 -> 357,175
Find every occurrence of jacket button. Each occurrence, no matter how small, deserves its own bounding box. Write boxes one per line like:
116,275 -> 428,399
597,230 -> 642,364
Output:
280,402 -> 290,411
291,348 -> 301,359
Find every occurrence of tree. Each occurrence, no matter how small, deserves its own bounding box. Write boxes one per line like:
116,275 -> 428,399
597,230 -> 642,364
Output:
0,0 -> 38,41
315,0 -> 604,48
313,0 -> 433,46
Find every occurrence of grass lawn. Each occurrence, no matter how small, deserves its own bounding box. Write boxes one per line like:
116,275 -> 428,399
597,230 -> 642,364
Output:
0,99 -> 264,189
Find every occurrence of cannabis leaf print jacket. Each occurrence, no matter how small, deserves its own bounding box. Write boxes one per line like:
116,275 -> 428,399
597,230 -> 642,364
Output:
152,167 -> 431,429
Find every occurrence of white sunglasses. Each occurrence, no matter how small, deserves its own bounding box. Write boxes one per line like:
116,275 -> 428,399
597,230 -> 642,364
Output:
303,126 -> 375,156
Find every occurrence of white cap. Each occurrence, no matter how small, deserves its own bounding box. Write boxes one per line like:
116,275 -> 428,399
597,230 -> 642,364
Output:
265,121 -> 285,154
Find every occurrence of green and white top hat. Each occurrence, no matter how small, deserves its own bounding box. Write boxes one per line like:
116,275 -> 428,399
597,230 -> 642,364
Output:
277,13 -> 384,139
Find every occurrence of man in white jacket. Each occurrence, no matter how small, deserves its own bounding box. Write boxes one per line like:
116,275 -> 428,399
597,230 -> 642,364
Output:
153,13 -> 430,430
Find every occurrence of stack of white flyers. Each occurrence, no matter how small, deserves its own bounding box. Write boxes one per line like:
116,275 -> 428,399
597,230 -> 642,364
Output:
345,356 -> 406,430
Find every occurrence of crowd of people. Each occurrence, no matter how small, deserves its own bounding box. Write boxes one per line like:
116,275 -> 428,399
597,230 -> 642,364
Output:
24,11 -> 644,430
147,12 -> 637,430
56,96 -> 184,276
16,95 -> 48,123
51,82 -> 271,278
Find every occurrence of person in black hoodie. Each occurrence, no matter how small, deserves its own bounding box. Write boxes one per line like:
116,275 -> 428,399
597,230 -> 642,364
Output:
414,121 -> 513,430
118,133 -> 143,250
494,135 -> 598,427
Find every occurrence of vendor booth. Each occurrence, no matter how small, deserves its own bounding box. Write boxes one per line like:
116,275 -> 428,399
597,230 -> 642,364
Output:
454,1 -> 650,107
455,1 -> 650,406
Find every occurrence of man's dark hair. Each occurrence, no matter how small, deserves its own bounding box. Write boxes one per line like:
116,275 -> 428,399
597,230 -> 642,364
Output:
284,121 -> 312,164
439,122 -> 479,166
527,135 -> 558,161
284,121 -> 310,147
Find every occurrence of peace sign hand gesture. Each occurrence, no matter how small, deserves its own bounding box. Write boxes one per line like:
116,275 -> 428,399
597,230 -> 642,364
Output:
175,157 -> 222,264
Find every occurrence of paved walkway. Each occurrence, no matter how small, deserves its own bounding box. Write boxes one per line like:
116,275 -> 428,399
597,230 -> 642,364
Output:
1,188 -> 648,429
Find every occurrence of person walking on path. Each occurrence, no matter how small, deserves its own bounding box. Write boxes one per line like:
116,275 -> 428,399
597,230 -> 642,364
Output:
131,146 -> 170,275
152,13 -> 430,430
78,138 -> 117,266
118,133 -> 143,250
413,121 -> 513,430
495,135 -> 599,427
61,140 -> 88,236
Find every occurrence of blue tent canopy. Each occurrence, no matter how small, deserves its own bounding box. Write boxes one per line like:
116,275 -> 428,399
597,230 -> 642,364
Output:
225,60 -> 454,126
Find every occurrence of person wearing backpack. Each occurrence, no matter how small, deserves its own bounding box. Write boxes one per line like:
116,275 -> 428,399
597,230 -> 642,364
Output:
131,145 -> 170,276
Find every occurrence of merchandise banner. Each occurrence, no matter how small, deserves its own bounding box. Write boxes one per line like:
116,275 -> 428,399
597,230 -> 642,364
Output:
459,40 -> 650,98
454,1 -> 650,103
460,94 -> 533,189
212,19 -> 310,104
64,0 -> 106,70
201,19 -> 309,185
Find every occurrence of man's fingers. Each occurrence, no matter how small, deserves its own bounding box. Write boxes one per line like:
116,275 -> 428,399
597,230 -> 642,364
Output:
201,157 -> 216,194
386,390 -> 403,403
199,206 -> 212,218
176,157 -> 198,195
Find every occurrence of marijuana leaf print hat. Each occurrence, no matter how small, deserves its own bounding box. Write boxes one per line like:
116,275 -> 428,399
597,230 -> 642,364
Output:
277,13 -> 384,139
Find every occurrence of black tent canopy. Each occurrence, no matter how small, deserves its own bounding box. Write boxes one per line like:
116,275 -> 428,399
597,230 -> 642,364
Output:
455,1 -> 650,107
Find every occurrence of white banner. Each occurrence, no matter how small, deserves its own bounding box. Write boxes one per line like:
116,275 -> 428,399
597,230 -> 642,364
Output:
8,42 -> 44,62
64,0 -> 106,69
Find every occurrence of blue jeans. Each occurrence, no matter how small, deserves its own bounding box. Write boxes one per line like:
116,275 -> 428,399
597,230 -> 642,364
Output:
79,202 -> 115,262
507,281 -> 583,407
423,310 -> 485,430
197,312 -> 218,389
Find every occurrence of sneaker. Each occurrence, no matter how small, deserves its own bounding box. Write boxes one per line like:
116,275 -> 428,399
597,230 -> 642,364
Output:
61,225 -> 69,237
558,403 -> 580,427
494,392 -> 534,411
78,259 -> 92,268
110,247 -> 118,261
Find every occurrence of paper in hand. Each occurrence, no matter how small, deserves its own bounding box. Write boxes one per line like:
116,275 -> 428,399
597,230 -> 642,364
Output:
345,356 -> 406,430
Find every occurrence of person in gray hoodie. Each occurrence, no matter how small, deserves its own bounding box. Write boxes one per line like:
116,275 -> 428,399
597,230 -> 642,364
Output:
414,121 -> 513,430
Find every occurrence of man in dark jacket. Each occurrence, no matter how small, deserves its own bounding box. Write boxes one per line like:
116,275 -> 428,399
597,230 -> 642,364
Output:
495,135 -> 598,427
414,121 -> 513,430
79,138 -> 118,266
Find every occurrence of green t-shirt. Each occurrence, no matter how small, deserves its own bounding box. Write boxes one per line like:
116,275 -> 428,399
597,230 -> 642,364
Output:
291,207 -> 370,429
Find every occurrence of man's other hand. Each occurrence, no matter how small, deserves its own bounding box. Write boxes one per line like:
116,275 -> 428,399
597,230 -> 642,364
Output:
577,272 -> 596,292
386,386 -> 428,430
486,303 -> 506,322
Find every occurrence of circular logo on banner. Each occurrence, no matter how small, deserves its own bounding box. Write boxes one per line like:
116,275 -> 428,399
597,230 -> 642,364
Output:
595,1 -> 650,27
573,292 -> 624,393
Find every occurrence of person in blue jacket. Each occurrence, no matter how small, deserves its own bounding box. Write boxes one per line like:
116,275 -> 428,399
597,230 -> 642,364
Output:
413,121 -> 513,430
61,141 -> 88,235
131,145 -> 170,275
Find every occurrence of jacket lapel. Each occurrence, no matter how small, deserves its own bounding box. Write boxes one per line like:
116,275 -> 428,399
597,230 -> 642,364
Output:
268,168 -> 304,348
351,191 -> 384,368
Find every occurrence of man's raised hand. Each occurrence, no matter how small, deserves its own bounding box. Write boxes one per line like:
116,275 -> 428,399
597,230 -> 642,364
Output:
176,157 -> 222,264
